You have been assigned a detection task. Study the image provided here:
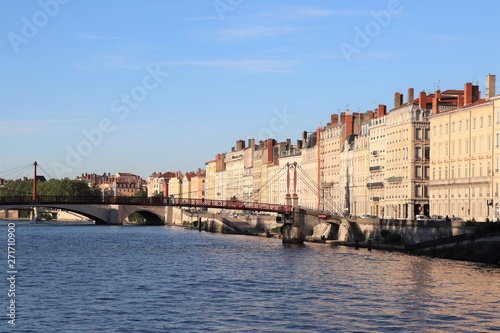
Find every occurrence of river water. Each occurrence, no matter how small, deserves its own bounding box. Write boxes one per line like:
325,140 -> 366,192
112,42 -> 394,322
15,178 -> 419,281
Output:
1,220 -> 499,333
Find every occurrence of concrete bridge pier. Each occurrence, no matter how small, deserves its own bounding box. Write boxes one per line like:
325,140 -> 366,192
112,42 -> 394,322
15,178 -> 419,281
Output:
282,208 -> 309,244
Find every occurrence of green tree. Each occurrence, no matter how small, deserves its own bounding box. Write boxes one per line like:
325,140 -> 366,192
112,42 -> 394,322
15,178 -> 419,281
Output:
0,178 -> 99,197
0,179 -> 33,196
134,189 -> 147,197
38,179 -> 96,196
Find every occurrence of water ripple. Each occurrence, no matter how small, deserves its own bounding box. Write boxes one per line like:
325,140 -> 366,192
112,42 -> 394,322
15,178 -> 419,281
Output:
1,222 -> 498,333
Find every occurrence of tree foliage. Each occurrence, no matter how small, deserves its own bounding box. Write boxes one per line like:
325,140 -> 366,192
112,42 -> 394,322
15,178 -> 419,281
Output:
0,178 -> 100,197
134,189 -> 147,197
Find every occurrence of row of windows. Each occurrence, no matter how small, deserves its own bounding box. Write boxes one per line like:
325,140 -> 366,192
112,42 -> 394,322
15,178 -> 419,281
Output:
433,114 -> 499,137
432,135 -> 495,156
432,162 -> 492,180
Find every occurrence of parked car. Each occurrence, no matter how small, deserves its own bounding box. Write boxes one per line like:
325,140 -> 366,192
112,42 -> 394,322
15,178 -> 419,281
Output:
415,214 -> 429,221
430,215 -> 444,221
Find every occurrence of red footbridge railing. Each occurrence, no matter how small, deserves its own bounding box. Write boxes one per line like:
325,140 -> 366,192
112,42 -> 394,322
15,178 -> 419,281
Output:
0,196 -> 292,214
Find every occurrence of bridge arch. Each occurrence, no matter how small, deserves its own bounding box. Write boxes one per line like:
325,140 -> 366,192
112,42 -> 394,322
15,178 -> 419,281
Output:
0,204 -> 110,224
122,208 -> 164,225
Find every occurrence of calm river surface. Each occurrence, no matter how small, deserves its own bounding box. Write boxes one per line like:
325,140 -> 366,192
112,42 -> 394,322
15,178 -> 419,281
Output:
1,220 -> 499,333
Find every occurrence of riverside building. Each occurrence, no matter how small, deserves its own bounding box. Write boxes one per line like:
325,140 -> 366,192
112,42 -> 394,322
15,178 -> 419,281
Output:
429,74 -> 498,221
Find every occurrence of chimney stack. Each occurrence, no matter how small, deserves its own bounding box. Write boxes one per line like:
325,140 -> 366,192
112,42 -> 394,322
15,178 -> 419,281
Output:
340,112 -> 346,125
345,114 -> 354,137
486,74 -> 496,100
419,91 -> 427,110
394,92 -> 403,108
330,114 -> 339,125
472,84 -> 480,103
377,104 -> 386,117
464,82 -> 473,105
236,139 -> 245,151
408,88 -> 414,104
432,90 -> 441,114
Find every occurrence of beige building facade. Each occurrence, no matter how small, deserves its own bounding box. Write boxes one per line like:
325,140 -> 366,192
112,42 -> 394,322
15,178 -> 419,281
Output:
430,75 -> 497,221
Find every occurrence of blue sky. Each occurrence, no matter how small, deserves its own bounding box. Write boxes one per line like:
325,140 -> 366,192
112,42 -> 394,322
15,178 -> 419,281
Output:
1,0 -> 499,180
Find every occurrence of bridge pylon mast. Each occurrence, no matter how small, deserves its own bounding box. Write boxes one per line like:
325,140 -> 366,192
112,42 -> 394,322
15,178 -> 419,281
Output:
33,161 -> 37,200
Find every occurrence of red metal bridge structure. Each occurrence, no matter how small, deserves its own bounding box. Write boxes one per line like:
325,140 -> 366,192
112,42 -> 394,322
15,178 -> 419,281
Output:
0,195 -> 292,214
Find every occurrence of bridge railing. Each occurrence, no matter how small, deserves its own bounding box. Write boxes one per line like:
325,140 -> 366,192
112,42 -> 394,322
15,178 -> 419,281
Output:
0,196 -> 292,213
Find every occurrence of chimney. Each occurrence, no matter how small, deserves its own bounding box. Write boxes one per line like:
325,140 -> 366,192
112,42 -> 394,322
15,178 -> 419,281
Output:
296,140 -> 303,150
419,91 -> 427,110
366,110 -> 374,120
266,138 -> 274,164
457,94 -> 463,108
236,140 -> 245,151
432,90 -> 440,114
248,138 -> 255,150
394,92 -> 403,108
472,84 -> 480,103
302,131 -> 308,142
340,112 -> 346,125
408,88 -> 414,104
377,104 -> 386,117
464,82 -> 473,105
330,114 -> 339,125
345,113 -> 353,137
486,74 -> 496,100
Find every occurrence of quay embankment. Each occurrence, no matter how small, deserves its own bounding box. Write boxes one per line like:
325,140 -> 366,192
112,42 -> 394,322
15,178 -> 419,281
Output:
201,212 -> 500,265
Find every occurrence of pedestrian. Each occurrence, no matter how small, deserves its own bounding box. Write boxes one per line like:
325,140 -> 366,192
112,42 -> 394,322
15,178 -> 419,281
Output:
445,215 -> 450,222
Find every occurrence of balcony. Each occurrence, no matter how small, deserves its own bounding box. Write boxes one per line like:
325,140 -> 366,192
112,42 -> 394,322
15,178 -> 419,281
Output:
369,166 -> 381,172
367,182 -> 384,188
387,176 -> 402,183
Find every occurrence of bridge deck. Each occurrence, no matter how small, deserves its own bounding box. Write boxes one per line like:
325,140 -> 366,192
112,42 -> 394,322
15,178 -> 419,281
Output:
0,196 -> 292,213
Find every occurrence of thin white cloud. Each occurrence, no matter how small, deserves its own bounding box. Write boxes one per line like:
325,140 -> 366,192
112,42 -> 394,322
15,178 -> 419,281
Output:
220,25 -> 295,40
420,34 -> 459,42
278,6 -> 367,19
160,59 -> 295,73
0,118 -> 93,135
75,33 -> 125,40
